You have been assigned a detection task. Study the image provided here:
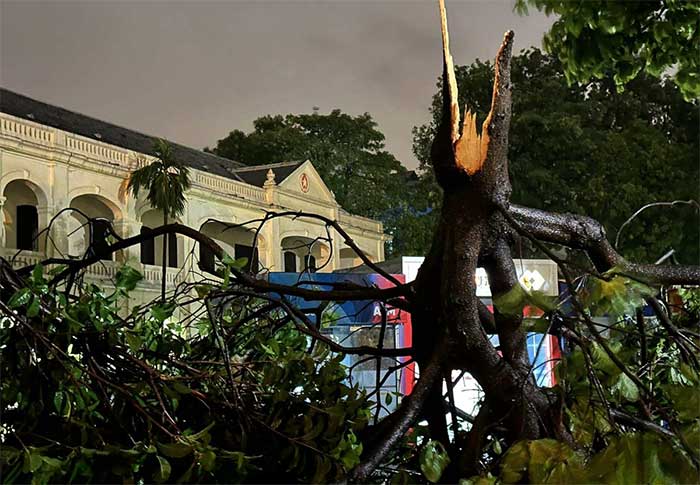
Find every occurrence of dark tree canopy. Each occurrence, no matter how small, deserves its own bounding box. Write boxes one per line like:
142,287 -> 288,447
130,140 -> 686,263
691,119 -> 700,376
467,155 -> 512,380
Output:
515,0 -> 700,99
413,48 -> 699,264
209,110 -> 433,257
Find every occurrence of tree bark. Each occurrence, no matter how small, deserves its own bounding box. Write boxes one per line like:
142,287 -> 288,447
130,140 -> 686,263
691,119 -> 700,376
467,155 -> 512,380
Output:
406,4 -> 561,474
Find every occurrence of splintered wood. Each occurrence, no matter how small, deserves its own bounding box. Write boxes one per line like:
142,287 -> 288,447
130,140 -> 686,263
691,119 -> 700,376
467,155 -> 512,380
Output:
439,0 -> 513,176
455,109 -> 490,175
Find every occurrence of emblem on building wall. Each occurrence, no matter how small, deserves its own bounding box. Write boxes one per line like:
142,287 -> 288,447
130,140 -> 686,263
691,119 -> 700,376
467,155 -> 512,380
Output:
300,173 -> 309,193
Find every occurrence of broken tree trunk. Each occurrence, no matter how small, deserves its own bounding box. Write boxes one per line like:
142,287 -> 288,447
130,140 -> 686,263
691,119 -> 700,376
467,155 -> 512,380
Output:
356,3 -> 564,480
415,13 -> 556,465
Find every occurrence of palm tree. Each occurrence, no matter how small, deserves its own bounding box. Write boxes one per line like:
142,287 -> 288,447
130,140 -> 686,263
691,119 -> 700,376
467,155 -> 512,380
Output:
127,140 -> 191,302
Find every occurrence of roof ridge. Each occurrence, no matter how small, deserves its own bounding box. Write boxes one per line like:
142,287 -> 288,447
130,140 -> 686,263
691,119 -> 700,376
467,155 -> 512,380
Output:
232,161 -> 303,172
0,87 -> 244,170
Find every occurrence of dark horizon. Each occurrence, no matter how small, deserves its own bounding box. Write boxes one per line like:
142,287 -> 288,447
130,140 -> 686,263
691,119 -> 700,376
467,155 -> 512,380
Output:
1,1 -> 553,169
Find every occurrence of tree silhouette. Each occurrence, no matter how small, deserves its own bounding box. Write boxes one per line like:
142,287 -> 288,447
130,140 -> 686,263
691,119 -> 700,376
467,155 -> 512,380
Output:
127,140 -> 191,302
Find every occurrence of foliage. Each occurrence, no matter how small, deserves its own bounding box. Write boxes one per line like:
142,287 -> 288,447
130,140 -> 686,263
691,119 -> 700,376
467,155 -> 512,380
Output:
1,243 -> 699,484
412,49 -> 699,263
419,440 -> 450,483
461,286 -> 700,484
127,139 -> 191,222
208,110 -> 435,257
127,139 -> 192,300
515,0 -> 700,100
0,264 -> 370,484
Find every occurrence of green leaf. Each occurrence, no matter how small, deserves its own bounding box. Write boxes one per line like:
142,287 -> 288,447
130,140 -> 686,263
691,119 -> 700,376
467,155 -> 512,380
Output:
23,450 -> 43,473
585,275 -> 655,317
494,285 -> 558,317
125,332 -> 142,352
150,303 -> 176,323
522,317 -> 550,333
8,288 -> 31,309
591,341 -> 623,377
115,265 -> 142,292
194,284 -> 212,298
528,291 -> 558,313
31,264 -> 44,283
26,296 -> 40,318
199,449 -> 216,471
153,456 -> 171,483
500,440 -> 528,483
494,284 -> 528,316
157,442 -> 193,459
610,373 -> 639,402
420,440 -> 450,483
222,253 -> 248,271
53,391 -> 71,418
662,384 -> 700,421
460,476 -> 497,485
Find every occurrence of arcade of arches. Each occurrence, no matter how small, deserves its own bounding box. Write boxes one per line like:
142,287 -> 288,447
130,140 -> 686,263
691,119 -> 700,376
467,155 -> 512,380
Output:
0,104 -> 387,303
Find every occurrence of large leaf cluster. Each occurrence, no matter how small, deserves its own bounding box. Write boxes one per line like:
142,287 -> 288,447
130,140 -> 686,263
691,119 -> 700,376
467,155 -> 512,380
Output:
208,110 -> 436,258
461,286 -> 700,484
515,0 -> 700,100
128,139 -> 192,222
0,265 -> 370,483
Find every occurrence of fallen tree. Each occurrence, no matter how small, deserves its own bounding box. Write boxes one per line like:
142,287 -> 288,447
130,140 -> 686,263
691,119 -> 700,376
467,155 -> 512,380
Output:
1,1 -> 699,483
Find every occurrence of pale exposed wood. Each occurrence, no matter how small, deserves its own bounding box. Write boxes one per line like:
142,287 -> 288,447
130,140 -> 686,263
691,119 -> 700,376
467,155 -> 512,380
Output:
439,1 -> 514,176
455,109 -> 489,175
438,0 -> 460,146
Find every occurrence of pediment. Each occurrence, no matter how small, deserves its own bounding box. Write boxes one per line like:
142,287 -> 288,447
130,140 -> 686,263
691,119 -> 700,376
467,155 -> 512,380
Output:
277,160 -> 336,204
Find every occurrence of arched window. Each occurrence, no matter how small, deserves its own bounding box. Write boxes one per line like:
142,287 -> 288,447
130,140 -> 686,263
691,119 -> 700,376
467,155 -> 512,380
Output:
284,251 -> 297,272
3,180 -> 45,252
140,226 -> 155,265
90,219 -> 112,261
139,227 -> 177,267
304,255 -> 317,273
69,194 -> 120,260
140,210 -> 181,269
199,221 -> 263,275
16,205 -> 38,251
199,243 -> 216,274
235,244 -> 259,273
167,233 -> 178,268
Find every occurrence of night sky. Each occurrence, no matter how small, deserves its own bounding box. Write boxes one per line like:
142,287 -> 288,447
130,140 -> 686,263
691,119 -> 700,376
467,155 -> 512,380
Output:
1,1 -> 553,169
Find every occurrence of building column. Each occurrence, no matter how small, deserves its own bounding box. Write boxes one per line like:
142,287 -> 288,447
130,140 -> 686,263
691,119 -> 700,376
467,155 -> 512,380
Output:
0,196 -> 6,248
262,169 -> 281,271
262,217 -> 281,272
114,218 -> 142,265
36,204 -> 60,255
42,204 -> 73,258
330,206 -> 342,271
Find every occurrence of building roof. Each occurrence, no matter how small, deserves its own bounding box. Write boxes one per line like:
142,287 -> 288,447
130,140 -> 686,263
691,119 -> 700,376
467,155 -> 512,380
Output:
0,88 -> 246,180
231,161 -> 304,187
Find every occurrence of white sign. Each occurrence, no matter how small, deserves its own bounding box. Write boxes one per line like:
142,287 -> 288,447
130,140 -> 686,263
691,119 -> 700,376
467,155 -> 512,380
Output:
401,257 -> 559,297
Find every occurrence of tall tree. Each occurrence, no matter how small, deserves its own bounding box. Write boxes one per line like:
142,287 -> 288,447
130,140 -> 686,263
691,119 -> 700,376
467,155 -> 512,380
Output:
413,48 -> 699,264
515,0 -> 700,99
209,111 -> 428,257
128,140 -> 191,301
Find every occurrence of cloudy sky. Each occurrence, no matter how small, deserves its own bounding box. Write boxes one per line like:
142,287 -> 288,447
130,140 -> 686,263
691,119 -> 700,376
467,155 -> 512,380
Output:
1,1 -> 553,169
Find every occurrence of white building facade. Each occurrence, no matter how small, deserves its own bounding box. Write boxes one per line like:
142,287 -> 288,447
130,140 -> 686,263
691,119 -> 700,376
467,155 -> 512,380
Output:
0,89 -> 387,301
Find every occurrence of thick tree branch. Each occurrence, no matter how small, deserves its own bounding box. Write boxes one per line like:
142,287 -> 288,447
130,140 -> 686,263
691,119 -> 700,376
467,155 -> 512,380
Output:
509,204 -> 700,285
350,353 -> 444,482
482,238 -> 530,369
25,223 -> 410,302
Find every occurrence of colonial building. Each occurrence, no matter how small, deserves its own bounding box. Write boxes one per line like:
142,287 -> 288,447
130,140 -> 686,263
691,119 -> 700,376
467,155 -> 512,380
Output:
0,88 -> 387,300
